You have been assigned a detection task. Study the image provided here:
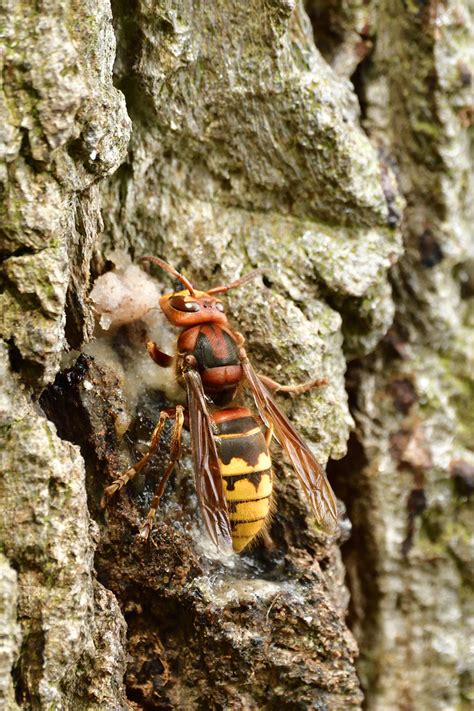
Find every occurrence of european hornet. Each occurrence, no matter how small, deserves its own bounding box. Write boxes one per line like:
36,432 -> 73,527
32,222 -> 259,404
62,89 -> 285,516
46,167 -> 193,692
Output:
102,257 -> 338,553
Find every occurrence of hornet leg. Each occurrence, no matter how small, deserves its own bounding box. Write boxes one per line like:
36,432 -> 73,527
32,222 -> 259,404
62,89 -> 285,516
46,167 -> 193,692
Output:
139,405 -> 185,540
258,373 -> 329,395
101,407 -> 177,508
147,340 -> 174,367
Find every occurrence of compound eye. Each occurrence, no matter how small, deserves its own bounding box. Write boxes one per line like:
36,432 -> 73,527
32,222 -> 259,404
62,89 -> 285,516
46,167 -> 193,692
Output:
169,295 -> 200,312
215,302 -> 225,313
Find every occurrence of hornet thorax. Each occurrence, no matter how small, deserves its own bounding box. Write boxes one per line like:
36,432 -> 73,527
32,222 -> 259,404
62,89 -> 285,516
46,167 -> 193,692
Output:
177,324 -> 243,406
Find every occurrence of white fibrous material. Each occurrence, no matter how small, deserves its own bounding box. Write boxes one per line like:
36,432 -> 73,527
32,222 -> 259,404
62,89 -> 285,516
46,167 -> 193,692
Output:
85,259 -> 185,417
89,262 -> 162,329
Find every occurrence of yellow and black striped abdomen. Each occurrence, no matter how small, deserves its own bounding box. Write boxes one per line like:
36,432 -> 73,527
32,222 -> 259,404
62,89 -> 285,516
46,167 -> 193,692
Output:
215,408 -> 272,553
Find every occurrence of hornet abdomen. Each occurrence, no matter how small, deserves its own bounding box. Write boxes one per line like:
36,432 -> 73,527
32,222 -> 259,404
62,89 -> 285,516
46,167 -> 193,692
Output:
213,407 -> 272,552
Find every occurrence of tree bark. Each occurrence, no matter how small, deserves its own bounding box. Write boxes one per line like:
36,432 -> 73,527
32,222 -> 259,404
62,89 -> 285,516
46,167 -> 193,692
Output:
0,1 -> 472,710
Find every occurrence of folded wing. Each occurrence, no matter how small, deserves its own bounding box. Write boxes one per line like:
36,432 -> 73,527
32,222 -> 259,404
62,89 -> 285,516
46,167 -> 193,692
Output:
241,360 -> 338,534
184,369 -> 233,553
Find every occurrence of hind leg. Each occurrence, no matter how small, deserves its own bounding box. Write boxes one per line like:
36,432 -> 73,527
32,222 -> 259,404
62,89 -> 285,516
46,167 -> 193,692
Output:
101,407 -> 177,508
139,405 -> 185,540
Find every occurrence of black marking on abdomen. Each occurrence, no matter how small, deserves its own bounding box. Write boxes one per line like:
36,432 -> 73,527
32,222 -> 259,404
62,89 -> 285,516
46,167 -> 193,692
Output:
227,495 -> 271,513
219,429 -> 267,467
230,516 -> 267,527
216,416 -> 259,435
223,469 -> 271,492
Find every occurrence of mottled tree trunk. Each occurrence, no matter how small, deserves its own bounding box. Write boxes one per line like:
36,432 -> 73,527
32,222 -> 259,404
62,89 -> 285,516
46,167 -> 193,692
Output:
0,1 -> 472,710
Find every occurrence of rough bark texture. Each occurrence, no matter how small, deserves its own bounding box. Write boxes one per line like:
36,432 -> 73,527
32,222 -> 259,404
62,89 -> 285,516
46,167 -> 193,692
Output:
0,1 -> 472,710
309,1 -> 474,709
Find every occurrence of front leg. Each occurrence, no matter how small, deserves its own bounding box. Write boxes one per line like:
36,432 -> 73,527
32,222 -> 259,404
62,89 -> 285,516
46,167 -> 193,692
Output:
147,340 -> 174,367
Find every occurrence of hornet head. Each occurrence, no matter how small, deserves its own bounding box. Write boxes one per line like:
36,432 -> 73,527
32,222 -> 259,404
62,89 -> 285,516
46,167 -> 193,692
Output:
140,256 -> 263,328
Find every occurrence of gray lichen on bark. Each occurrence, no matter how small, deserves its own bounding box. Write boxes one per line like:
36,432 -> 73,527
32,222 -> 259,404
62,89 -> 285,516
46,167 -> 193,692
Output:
1,0 -> 130,707
315,0 -> 474,709
0,0 -> 131,380
0,0 -> 472,709
0,554 -> 21,710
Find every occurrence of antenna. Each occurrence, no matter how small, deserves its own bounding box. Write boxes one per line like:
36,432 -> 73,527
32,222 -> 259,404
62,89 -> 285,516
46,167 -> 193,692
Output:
140,256 -> 196,296
208,268 -> 265,295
